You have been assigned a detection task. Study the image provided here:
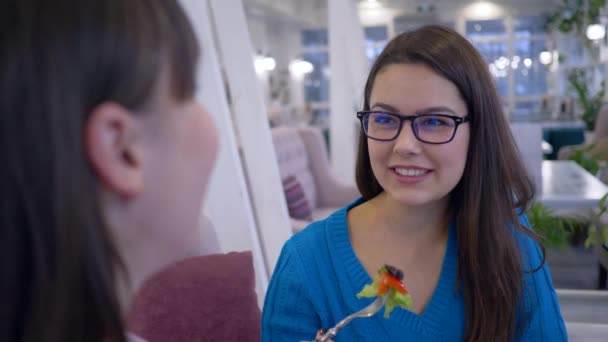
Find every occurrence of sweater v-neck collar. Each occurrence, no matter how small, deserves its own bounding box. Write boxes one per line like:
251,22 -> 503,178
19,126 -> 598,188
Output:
327,199 -> 458,338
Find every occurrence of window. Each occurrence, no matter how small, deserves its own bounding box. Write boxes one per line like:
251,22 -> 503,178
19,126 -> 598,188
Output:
513,15 -> 546,38
513,39 -> 549,96
364,26 -> 388,43
466,15 -> 550,118
302,51 -> 329,103
472,41 -> 509,97
393,13 -> 454,36
301,29 -> 328,48
466,19 -> 506,39
300,26 -> 388,128
364,26 -> 388,63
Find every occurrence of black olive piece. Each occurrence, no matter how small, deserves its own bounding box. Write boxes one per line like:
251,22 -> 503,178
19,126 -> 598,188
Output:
384,264 -> 404,280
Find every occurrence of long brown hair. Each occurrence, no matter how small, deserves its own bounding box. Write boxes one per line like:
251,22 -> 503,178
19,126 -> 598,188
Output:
355,26 -> 539,341
0,1 -> 199,341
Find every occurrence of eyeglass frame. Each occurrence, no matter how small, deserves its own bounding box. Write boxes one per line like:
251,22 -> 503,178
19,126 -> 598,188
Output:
356,110 -> 471,144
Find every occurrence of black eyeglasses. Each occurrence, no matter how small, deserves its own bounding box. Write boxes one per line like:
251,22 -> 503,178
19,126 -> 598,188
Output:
356,111 -> 470,144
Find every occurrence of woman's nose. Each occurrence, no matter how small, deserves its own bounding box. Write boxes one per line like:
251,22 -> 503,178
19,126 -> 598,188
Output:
392,121 -> 422,155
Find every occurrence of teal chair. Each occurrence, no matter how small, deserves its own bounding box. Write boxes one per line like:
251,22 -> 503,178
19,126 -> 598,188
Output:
543,127 -> 585,160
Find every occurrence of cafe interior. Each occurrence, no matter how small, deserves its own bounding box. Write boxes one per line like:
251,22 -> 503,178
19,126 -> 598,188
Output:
174,0 -> 608,340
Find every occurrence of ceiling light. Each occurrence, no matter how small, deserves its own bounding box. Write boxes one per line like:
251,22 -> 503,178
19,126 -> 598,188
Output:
539,51 -> 552,65
254,55 -> 276,74
289,59 -> 314,76
586,24 -> 606,41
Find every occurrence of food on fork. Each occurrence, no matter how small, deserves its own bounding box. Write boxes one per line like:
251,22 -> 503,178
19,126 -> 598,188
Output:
356,264 -> 413,318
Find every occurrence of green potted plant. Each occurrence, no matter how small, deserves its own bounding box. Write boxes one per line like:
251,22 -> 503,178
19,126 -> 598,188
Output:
568,68 -> 605,131
567,147 -> 608,250
585,193 -> 608,251
568,141 -> 601,173
527,202 -> 579,248
545,0 -> 607,38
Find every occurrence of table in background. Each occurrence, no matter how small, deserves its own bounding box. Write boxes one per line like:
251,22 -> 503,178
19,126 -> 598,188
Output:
539,160 -> 608,290
540,160 -> 608,211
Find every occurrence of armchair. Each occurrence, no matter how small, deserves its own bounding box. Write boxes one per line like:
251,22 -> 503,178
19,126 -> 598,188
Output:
271,126 -> 360,232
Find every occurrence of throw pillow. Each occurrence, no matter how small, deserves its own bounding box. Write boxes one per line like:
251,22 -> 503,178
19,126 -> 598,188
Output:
282,175 -> 313,221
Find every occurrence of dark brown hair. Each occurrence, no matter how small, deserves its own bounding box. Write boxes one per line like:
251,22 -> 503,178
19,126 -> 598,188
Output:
0,0 -> 199,341
355,25 -> 539,341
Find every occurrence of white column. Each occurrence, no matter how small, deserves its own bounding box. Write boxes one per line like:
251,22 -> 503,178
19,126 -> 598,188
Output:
328,0 -> 369,184
209,0 -> 293,273
510,122 -> 543,194
179,0 -> 270,306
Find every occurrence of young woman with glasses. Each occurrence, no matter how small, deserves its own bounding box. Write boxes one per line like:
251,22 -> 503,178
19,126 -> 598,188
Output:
262,26 -> 566,341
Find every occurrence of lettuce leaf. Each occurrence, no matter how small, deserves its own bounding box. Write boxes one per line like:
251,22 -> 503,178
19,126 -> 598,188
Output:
383,288 -> 413,318
356,283 -> 379,298
355,265 -> 413,318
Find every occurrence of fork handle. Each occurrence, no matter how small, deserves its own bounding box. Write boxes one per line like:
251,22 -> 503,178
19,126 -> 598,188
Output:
317,328 -> 337,342
317,314 -> 355,342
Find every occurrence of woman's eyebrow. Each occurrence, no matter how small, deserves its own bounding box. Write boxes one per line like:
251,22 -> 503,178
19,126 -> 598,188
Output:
415,106 -> 456,115
370,102 -> 400,112
370,102 -> 457,115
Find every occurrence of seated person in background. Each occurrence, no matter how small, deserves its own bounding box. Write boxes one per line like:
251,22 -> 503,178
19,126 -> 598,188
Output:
559,105 -> 608,161
595,106 -> 608,141
262,25 -> 566,341
1,1 -> 258,341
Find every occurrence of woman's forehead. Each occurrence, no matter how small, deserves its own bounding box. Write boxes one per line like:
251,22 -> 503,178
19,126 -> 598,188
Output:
369,64 -> 466,115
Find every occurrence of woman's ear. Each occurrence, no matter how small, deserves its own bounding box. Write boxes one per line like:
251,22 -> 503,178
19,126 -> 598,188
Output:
85,102 -> 144,198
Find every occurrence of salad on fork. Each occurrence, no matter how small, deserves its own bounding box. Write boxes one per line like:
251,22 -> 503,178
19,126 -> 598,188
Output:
312,264 -> 413,342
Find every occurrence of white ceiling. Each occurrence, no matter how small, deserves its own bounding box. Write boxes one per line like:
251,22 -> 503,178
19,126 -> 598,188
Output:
243,0 -> 326,27
358,0 -> 562,6
244,0 -> 565,28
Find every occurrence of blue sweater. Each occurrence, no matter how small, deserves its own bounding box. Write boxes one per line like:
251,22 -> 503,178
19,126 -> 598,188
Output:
262,200 -> 568,341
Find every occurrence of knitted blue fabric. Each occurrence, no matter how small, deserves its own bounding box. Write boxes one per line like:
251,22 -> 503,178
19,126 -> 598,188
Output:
262,199 -> 568,341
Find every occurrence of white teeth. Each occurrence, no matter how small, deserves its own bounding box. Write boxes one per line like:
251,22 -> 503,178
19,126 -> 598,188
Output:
394,168 -> 428,177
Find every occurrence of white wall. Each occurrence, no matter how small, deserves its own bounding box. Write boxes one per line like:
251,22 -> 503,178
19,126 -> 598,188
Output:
245,2 -> 308,121
245,0 -> 324,75
329,0 -> 369,184
180,0 -> 269,306
209,0 -> 294,281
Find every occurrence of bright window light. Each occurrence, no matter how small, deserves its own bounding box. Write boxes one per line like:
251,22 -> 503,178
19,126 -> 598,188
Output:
539,51 -> 552,65
254,55 -> 276,74
289,59 -> 314,76
586,24 -> 606,41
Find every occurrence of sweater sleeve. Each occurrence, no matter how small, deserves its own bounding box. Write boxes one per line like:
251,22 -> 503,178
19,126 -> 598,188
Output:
519,214 -> 568,341
261,240 -> 321,342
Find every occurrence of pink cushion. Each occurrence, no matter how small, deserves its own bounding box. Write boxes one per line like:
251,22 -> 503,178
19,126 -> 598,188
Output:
282,175 -> 313,221
272,126 -> 317,208
128,252 -> 260,342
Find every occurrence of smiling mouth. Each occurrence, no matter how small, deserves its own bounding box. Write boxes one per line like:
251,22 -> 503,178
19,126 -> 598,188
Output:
392,167 -> 431,177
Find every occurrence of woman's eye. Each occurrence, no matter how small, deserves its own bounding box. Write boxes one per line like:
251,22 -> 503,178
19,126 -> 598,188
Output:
373,114 -> 396,125
420,116 -> 449,126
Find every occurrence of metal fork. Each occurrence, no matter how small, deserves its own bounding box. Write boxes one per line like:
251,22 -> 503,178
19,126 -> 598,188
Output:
315,295 -> 387,342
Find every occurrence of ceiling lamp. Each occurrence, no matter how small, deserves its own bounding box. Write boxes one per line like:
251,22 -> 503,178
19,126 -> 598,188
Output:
586,23 -> 606,41
254,55 -> 276,74
289,59 -> 314,76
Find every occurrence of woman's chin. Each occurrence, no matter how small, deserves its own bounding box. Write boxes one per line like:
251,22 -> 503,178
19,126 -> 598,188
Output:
386,191 -> 448,209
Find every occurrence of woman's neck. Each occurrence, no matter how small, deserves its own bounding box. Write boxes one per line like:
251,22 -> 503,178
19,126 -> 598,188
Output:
368,192 -> 450,243
349,192 -> 452,282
